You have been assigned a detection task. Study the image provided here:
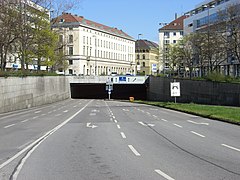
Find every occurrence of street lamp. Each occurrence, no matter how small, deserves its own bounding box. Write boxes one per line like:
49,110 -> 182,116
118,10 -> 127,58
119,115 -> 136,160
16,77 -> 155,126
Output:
137,33 -> 143,75
203,4 -> 215,73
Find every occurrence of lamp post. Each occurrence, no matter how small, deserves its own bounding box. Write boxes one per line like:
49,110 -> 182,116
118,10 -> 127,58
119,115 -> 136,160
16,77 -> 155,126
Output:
137,33 -> 142,75
203,4 -> 215,74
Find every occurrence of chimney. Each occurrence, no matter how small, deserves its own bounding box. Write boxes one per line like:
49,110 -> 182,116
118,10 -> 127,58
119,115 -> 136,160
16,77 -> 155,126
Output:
175,13 -> 178,19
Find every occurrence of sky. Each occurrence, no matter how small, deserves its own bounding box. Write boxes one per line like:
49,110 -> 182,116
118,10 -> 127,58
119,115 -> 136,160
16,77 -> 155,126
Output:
71,0 -> 203,42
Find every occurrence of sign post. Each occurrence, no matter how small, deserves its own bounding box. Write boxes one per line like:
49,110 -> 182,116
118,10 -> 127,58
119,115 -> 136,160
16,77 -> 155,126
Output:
106,82 -> 113,100
170,81 -> 180,103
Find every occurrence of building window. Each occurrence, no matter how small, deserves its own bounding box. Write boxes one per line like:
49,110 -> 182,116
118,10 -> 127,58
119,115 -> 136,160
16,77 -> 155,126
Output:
164,32 -> 170,38
173,32 -> 176,36
83,36 -> 85,44
69,60 -> 73,65
59,35 -> 63,43
69,47 -> 73,55
83,46 -> 85,56
142,62 -> 145,67
69,69 -> 73,74
137,54 -> 140,59
173,40 -> 177,44
180,31 -> 184,36
142,54 -> 145,59
69,35 -> 73,43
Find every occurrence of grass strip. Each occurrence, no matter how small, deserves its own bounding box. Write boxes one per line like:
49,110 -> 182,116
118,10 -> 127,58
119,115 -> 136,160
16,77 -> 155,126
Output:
135,101 -> 240,125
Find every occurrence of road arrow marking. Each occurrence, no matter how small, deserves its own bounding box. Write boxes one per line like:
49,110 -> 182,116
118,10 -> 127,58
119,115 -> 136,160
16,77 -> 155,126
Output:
86,123 -> 98,129
187,120 -> 209,125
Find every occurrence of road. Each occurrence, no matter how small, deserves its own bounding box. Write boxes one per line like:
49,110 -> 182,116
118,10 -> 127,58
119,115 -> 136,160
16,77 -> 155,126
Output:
0,99 -> 239,180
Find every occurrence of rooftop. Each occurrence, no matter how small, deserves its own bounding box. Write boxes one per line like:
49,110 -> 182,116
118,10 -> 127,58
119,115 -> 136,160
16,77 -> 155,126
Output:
52,13 -> 134,40
159,15 -> 188,31
136,39 -> 159,50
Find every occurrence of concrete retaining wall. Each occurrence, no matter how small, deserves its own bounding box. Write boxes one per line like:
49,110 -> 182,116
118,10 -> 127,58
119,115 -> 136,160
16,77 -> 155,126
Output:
0,76 -> 70,113
147,76 -> 240,106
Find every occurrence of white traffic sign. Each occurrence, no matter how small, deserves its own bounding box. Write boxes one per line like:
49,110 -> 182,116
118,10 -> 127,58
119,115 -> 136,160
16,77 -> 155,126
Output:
170,82 -> 180,97
152,64 -> 157,73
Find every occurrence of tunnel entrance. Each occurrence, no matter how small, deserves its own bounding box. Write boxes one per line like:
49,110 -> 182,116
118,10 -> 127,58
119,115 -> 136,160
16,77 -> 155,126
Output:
70,83 -> 147,100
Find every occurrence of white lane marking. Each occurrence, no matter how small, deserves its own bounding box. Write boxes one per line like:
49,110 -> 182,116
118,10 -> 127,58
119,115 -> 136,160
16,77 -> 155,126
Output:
73,105 -> 77,108
117,125 -> 121,129
120,132 -> 126,139
34,111 -> 41,114
18,140 -> 34,150
92,109 -> 99,112
63,110 -> 68,113
128,145 -> 141,156
191,131 -> 205,138
173,124 -> 183,128
148,124 -> 155,127
150,108 -> 158,111
3,100 -> 93,175
86,123 -> 98,129
222,144 -> 240,152
155,169 -> 175,180
122,109 -> 129,112
161,119 -> 168,122
146,112 -> 151,115
89,113 -> 96,116
4,124 -> 16,129
153,115 -> 158,118
55,114 -> 61,117
41,114 -> 46,116
187,120 -> 209,126
32,116 -> 39,119
114,120 -> 118,123
112,116 -> 115,119
48,111 -> 52,114
21,119 -> 29,123
138,121 -> 147,126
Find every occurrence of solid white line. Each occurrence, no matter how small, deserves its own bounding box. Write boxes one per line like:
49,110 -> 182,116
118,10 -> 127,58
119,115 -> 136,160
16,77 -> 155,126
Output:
120,132 -> 126,139
222,144 -> 240,152
128,145 -> 141,156
155,169 -> 175,180
161,119 -> 168,122
4,124 -> 16,129
0,100 -> 93,172
117,125 -> 121,129
173,124 -> 182,128
191,131 -> 205,138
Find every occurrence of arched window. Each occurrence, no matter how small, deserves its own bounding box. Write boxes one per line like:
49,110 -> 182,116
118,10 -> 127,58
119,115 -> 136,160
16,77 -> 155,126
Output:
142,62 -> 145,67
142,54 -> 145,59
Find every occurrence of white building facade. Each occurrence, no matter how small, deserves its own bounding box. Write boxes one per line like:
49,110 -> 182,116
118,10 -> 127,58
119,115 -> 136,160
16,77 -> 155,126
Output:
158,16 -> 187,73
52,13 -> 135,76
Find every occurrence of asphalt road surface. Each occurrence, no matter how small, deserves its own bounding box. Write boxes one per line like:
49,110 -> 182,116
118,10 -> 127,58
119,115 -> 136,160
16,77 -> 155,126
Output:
0,99 -> 239,180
